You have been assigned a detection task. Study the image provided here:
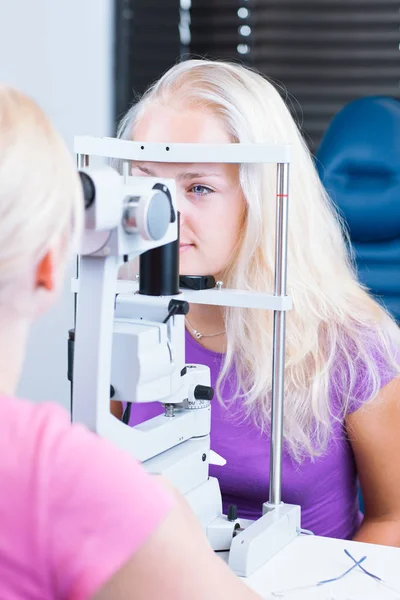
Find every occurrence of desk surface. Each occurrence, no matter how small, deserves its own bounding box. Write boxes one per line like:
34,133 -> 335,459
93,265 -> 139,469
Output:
224,535 -> 400,599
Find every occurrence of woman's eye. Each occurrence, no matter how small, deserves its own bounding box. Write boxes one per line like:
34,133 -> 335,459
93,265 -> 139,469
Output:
190,184 -> 213,196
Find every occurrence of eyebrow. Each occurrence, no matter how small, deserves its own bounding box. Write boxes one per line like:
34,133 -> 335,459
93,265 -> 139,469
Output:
133,164 -> 223,179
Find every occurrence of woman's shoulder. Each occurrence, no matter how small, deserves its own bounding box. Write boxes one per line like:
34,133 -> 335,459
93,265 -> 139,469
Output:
0,394 -> 69,449
0,395 -> 174,600
0,396 -> 104,486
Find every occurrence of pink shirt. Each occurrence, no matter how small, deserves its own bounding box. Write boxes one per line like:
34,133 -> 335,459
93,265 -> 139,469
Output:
0,395 -> 173,600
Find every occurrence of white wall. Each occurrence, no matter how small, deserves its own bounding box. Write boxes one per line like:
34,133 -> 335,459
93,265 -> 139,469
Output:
0,0 -> 114,407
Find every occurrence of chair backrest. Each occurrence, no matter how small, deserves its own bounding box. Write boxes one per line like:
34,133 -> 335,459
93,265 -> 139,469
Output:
316,96 -> 400,322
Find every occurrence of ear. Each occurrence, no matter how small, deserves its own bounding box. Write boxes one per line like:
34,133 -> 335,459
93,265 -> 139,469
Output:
35,251 -> 55,291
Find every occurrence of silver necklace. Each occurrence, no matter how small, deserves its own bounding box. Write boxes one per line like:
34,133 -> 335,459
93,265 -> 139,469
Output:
185,316 -> 226,340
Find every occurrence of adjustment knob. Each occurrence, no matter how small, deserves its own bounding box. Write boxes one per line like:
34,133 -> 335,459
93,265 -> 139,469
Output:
123,188 -> 171,241
194,385 -> 214,401
227,504 -> 238,522
145,189 -> 171,240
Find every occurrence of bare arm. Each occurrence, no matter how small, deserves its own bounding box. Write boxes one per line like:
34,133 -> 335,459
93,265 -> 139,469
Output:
92,478 -> 260,600
346,377 -> 400,546
110,400 -> 123,420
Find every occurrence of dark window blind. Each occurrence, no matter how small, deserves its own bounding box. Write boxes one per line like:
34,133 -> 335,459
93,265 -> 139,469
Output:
187,0 -> 256,59
249,0 -> 400,150
115,0 -> 400,149
189,0 -> 400,150
114,0 -> 181,125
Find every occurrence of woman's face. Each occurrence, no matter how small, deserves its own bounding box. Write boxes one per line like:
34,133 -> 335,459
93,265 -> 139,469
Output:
133,104 -> 246,279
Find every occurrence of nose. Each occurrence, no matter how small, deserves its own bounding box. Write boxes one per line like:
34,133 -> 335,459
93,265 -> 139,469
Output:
176,187 -> 189,227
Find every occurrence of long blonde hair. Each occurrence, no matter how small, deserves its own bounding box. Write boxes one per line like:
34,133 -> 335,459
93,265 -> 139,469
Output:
0,86 -> 82,304
117,60 -> 400,460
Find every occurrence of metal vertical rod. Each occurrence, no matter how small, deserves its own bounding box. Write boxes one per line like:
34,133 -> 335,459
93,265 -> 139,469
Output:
269,162 -> 290,507
71,154 -> 89,415
74,154 -> 89,325
77,153 -> 89,169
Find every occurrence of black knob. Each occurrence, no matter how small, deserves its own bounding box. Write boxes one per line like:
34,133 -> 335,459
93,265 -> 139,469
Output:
79,171 -> 96,209
227,504 -> 238,522
167,299 -> 190,316
194,385 -> 214,401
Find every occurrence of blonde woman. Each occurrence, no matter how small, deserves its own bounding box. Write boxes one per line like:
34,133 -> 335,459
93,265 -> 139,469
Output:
0,86 -> 259,600
115,59 -> 400,545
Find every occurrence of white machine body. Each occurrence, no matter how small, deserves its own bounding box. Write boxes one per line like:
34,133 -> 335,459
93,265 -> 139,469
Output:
72,138 -> 299,578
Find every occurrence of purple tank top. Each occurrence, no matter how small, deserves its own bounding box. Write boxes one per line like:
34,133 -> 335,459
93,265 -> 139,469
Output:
127,330 -> 396,539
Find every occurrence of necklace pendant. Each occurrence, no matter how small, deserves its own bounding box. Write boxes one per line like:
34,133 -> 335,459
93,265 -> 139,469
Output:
193,330 -> 203,339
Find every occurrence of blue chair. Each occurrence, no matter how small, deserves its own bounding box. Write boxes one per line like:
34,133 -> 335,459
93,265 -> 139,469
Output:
316,96 -> 400,323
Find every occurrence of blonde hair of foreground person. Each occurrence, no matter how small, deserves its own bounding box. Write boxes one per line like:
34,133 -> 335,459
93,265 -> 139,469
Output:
117,59 -> 400,460
0,86 -> 259,600
0,87 -> 83,314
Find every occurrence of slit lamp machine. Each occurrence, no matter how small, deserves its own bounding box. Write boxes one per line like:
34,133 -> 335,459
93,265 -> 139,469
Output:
70,136 -> 298,579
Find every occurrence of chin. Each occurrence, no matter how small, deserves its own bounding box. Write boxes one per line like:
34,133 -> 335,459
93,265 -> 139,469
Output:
179,265 -> 215,278
179,258 -> 197,276
179,254 -> 218,279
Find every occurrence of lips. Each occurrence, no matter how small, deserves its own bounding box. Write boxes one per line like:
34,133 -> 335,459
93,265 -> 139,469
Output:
179,243 -> 194,253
